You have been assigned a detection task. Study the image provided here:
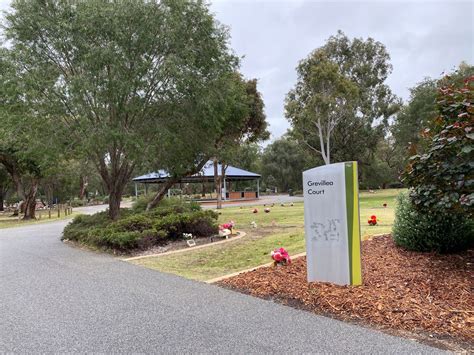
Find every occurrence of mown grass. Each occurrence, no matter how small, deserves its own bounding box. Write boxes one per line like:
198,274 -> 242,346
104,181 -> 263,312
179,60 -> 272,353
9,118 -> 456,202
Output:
0,210 -> 78,229
130,189 -> 405,281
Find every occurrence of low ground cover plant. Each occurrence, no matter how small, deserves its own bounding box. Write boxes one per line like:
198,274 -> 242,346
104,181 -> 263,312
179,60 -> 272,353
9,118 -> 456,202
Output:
62,199 -> 218,252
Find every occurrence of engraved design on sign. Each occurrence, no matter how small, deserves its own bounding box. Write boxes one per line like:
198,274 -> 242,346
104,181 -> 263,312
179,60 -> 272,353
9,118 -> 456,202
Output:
310,219 -> 341,242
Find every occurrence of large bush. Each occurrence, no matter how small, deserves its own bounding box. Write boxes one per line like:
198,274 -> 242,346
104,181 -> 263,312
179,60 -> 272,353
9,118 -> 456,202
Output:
395,75 -> 474,252
63,200 -> 218,252
403,76 -> 473,217
393,194 -> 473,253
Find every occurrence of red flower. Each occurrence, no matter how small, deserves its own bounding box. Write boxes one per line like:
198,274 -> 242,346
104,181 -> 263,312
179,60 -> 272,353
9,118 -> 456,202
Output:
271,247 -> 291,265
368,215 -> 377,226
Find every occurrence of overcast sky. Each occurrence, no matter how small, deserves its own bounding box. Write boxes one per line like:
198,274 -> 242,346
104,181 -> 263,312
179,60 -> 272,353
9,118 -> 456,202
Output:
1,0 -> 473,141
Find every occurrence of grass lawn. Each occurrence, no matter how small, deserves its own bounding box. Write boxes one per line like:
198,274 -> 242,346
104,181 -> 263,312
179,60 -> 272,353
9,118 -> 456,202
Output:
130,189 -> 405,281
0,210 -> 78,229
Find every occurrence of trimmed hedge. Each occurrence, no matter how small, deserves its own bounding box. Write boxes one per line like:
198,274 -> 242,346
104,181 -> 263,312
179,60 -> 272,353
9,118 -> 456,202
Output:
63,200 -> 218,252
392,193 -> 473,253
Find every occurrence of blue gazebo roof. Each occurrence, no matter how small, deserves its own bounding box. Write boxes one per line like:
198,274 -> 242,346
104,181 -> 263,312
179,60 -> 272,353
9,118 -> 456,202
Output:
133,161 -> 260,183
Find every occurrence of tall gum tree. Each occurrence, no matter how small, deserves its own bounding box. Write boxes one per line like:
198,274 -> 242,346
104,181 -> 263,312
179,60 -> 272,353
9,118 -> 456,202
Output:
285,31 -> 399,166
212,76 -> 270,209
5,0 -> 241,219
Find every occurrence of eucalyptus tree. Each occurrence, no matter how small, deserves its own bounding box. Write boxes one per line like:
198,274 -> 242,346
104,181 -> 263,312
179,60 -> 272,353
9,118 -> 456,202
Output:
5,0 -> 242,219
286,31 -> 399,165
0,48 -> 61,219
211,76 -> 269,208
261,136 -> 314,192
144,71 -> 251,210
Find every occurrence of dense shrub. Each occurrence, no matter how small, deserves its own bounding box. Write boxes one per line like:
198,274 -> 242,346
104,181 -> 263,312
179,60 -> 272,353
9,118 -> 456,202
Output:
132,195 -> 200,213
395,76 -> 474,253
63,200 -> 218,252
403,76 -> 473,217
70,199 -> 87,207
393,193 -> 473,253
153,210 -> 219,239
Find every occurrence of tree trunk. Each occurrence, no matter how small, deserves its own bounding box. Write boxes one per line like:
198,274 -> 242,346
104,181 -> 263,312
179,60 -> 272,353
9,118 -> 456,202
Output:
317,119 -> 329,165
221,162 -> 226,201
22,179 -> 38,220
146,178 -> 178,210
0,188 -> 4,212
79,175 -> 88,200
146,159 -> 209,211
214,158 -> 222,209
108,188 -> 122,221
95,149 -> 135,221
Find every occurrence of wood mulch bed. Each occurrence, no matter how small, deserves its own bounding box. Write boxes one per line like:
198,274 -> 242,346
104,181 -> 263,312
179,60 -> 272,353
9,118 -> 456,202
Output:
218,235 -> 473,351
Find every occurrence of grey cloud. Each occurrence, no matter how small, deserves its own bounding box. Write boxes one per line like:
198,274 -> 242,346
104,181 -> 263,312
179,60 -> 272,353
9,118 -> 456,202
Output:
1,0 -> 472,141
211,0 -> 473,141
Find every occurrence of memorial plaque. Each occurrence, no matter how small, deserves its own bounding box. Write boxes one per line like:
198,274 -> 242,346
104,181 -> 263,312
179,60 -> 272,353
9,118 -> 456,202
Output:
303,162 -> 362,285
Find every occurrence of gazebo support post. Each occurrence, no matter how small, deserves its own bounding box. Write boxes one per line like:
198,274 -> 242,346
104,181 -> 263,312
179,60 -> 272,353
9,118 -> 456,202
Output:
134,183 -> 138,198
257,179 -> 260,198
223,178 -> 227,201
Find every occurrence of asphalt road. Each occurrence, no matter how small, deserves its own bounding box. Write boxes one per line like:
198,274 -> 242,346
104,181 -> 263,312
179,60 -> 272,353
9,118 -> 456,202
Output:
0,208 -> 442,353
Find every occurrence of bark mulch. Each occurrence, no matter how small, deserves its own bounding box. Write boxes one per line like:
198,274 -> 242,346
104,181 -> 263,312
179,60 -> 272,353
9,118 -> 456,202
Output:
218,235 -> 473,350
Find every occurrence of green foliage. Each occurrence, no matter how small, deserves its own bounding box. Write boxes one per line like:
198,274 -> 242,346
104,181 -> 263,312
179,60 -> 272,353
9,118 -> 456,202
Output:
4,0 -> 243,219
403,76 -> 473,218
391,63 -> 474,169
393,194 -> 473,253
286,30 -> 399,165
260,135 -> 315,191
132,195 -> 200,213
394,75 -> 474,253
63,200 -> 217,252
391,79 -> 438,156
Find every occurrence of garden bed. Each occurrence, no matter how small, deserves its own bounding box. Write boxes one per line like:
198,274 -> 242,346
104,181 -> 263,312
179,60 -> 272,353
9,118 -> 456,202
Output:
218,235 -> 473,351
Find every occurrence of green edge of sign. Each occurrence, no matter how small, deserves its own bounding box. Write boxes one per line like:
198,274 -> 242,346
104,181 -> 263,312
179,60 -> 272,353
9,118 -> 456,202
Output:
345,162 -> 362,285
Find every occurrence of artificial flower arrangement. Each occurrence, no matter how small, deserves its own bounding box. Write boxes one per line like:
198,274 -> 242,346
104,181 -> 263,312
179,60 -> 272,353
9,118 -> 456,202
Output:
271,247 -> 291,266
368,215 -> 377,226
219,220 -> 235,233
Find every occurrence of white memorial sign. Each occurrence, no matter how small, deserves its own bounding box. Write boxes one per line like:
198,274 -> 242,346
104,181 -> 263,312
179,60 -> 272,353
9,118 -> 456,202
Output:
303,161 -> 362,285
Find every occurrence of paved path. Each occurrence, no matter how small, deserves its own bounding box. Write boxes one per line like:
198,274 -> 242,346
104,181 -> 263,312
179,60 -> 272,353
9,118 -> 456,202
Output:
0,212 -> 442,353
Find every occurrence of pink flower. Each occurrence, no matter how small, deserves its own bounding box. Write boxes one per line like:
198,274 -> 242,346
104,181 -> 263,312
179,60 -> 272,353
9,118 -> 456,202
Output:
219,221 -> 235,231
271,247 -> 291,265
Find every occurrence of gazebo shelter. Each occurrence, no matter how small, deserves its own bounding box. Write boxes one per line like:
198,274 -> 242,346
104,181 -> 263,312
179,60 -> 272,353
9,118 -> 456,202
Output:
132,161 -> 261,201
